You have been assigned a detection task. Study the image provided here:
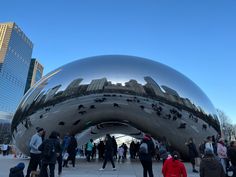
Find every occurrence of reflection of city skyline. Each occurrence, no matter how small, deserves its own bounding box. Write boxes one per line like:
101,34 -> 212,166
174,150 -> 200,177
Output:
34,76 -> 200,114
12,75 -> 220,134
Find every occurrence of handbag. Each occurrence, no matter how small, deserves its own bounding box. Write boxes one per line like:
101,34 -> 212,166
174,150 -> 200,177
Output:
63,152 -> 69,160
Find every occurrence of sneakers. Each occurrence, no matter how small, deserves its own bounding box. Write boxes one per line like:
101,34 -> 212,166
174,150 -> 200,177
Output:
99,168 -> 104,171
112,167 -> 116,171
193,169 -> 199,173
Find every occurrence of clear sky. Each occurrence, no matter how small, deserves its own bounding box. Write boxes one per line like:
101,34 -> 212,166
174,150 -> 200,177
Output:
1,0 -> 236,122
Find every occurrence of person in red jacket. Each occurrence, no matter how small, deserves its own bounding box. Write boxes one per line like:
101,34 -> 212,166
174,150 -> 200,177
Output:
162,151 -> 187,177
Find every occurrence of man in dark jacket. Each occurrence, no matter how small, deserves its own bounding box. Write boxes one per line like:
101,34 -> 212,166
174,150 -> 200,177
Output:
185,137 -> 199,173
139,134 -> 155,177
200,149 -> 225,177
9,162 -> 25,177
38,131 -> 61,177
99,134 -> 116,170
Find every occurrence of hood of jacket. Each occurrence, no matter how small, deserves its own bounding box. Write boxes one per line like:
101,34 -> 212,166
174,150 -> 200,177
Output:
10,166 -> 23,174
202,157 -> 220,170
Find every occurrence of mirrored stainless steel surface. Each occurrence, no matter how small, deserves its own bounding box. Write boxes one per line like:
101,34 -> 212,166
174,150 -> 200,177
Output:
11,55 -> 220,156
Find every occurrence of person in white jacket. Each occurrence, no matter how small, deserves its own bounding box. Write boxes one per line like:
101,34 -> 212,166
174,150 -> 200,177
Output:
205,136 -> 214,153
217,138 -> 227,174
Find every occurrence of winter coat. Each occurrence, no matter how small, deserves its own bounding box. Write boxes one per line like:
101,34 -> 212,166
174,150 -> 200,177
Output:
9,167 -> 24,177
200,157 -> 225,177
162,158 -> 187,177
139,138 -> 155,161
187,142 -> 198,158
67,136 -> 78,156
227,147 -> 236,166
217,143 -> 227,159
38,138 -> 61,164
104,137 -> 114,157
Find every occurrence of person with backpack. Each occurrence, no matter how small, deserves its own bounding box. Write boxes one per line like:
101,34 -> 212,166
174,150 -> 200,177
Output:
162,151 -> 187,177
9,162 -> 25,177
38,131 -> 61,177
139,134 -> 155,177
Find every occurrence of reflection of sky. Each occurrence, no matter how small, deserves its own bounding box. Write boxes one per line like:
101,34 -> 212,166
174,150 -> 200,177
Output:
31,55 -> 217,115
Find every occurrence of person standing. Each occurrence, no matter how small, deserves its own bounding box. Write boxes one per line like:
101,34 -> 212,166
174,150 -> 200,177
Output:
205,136 -> 214,153
86,139 -> 94,162
185,138 -> 199,173
99,134 -> 116,170
217,138 -> 227,174
200,149 -> 225,177
97,140 -> 105,160
38,131 -> 61,177
63,134 -> 77,167
117,145 -> 124,163
25,127 -> 44,177
162,151 -> 187,177
139,134 -> 155,177
1,142 -> 8,156
227,141 -> 236,177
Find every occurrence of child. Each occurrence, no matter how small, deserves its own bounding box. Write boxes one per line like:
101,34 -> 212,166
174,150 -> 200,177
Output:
9,162 -> 25,177
118,145 -> 124,162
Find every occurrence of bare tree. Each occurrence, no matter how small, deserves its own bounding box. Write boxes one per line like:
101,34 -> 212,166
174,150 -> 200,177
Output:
217,109 -> 235,141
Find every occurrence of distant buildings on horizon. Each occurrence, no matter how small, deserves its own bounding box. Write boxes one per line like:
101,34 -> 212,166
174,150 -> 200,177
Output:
0,22 -> 44,116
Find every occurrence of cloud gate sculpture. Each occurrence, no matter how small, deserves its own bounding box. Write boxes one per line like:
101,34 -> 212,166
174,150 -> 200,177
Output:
12,55 -> 220,156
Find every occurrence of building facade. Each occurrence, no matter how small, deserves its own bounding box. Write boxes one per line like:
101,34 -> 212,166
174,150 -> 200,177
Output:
0,22 -> 33,113
25,58 -> 44,93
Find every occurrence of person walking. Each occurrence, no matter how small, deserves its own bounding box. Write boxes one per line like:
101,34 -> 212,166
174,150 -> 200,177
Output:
139,134 -> 155,177
200,149 -> 225,177
99,134 -> 116,170
185,138 -> 199,173
25,127 -> 44,177
162,151 -> 187,177
38,131 -> 61,177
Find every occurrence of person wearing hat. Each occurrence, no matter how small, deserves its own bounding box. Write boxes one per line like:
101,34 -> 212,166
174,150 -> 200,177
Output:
9,162 -> 25,177
217,138 -> 227,174
25,127 -> 44,177
139,134 -> 155,177
200,149 -> 225,177
162,151 -> 187,177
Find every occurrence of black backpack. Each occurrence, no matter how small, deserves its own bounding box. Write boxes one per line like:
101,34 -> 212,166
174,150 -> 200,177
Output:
43,140 -> 55,159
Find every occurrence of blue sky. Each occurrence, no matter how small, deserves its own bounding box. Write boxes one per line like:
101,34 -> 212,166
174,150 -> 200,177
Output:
1,0 -> 236,123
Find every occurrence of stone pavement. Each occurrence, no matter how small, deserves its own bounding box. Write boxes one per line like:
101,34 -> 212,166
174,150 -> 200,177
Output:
0,155 -> 199,177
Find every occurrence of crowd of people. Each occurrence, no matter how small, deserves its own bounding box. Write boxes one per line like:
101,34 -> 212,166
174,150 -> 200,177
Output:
6,127 -> 236,177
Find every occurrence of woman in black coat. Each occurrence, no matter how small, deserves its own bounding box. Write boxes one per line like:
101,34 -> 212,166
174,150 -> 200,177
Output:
38,131 -> 61,177
185,138 -> 199,173
99,134 -> 116,170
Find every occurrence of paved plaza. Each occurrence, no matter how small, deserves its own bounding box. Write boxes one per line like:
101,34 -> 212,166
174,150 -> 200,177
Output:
1,155 -> 199,177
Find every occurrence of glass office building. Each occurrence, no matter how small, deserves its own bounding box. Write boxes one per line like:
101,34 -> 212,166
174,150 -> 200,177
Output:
25,58 -> 44,93
0,22 -> 33,113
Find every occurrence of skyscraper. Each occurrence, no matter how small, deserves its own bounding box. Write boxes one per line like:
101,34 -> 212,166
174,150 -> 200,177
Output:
25,58 -> 44,93
0,22 -> 33,113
